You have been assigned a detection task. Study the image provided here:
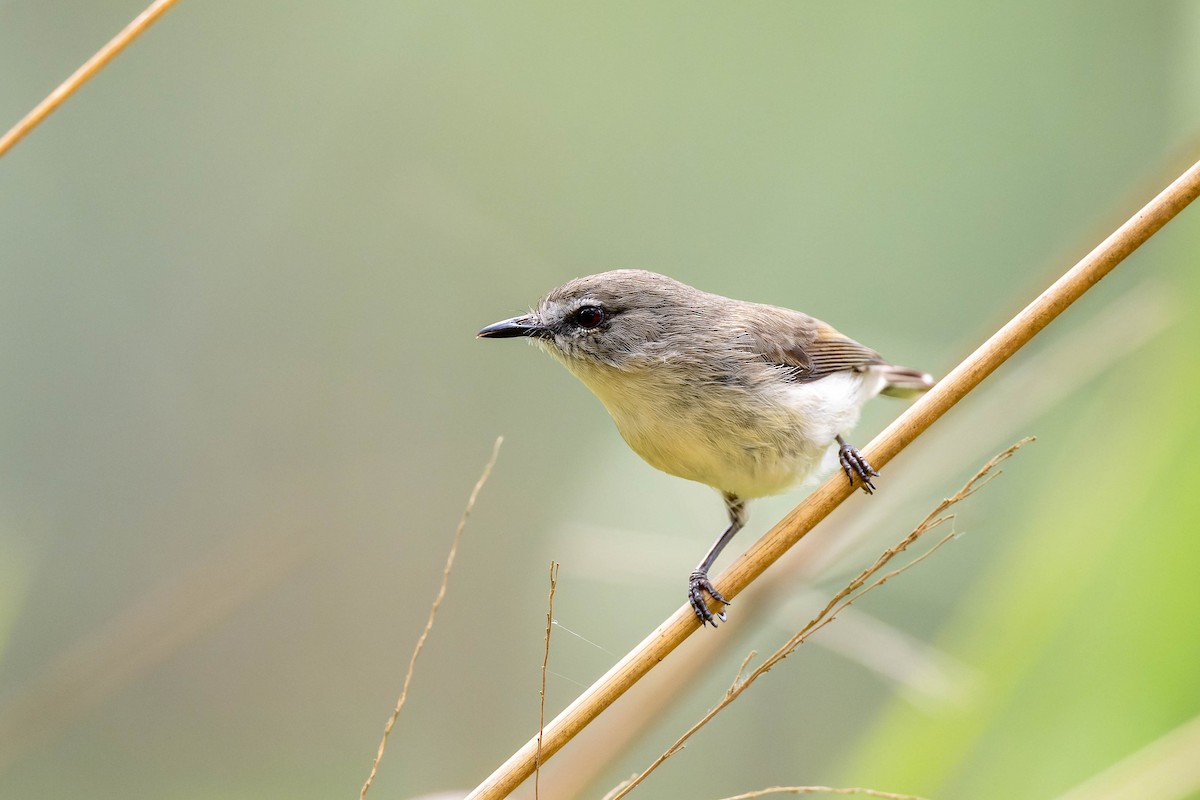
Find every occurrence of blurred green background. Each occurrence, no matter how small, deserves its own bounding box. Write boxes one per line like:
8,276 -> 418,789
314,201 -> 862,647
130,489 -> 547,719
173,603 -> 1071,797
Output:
1,2 -> 1198,799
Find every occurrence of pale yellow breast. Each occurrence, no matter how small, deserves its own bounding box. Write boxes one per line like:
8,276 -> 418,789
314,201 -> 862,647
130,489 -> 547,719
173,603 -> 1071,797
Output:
565,361 -> 871,499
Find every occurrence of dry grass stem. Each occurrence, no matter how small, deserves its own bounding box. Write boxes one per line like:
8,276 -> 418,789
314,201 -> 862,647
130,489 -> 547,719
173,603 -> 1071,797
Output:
0,0 -> 181,159
717,787 -> 930,800
359,437 -> 504,800
466,156 -> 1200,800
536,561 -> 560,800
730,650 -> 758,694
608,440 -> 1029,799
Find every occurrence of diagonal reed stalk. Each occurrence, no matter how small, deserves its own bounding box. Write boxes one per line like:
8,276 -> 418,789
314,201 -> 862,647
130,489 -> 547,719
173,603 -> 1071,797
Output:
0,0 -> 182,160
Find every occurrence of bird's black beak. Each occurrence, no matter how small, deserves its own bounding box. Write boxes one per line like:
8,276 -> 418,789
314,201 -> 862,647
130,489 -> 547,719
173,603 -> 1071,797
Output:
476,314 -> 548,339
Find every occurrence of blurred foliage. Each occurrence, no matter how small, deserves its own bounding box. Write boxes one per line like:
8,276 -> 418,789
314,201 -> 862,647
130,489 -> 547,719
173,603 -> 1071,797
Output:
0,2 -> 1197,799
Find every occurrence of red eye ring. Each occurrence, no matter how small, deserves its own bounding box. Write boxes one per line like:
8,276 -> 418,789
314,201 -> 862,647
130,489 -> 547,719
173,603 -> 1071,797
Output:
573,305 -> 605,329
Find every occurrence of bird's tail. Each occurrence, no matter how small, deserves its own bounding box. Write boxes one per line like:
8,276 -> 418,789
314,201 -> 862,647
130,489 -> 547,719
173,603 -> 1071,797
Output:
878,366 -> 935,398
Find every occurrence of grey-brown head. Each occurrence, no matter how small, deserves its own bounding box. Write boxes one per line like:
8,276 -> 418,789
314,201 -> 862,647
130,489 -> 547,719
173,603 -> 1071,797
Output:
476,269 -> 713,370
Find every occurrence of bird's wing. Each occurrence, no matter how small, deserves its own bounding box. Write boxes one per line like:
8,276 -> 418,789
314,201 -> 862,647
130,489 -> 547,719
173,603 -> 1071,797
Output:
745,306 -> 885,384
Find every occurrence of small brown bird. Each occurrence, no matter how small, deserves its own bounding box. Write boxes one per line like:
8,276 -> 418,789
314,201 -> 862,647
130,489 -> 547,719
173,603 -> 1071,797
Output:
479,270 -> 932,626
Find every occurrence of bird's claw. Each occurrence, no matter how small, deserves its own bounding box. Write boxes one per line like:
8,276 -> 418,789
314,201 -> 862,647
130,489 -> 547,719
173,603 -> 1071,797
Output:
689,570 -> 730,627
838,441 -> 878,494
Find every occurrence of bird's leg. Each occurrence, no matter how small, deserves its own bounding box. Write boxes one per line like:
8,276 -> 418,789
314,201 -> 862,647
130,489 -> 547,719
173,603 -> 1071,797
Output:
689,493 -> 747,627
836,434 -> 878,494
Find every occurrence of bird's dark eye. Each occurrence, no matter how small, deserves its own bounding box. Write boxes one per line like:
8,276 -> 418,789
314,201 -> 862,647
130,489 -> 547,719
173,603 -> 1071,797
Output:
572,305 -> 606,329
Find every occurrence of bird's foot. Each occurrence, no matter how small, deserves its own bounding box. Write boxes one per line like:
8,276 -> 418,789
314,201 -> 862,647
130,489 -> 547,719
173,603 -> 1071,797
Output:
838,440 -> 878,494
689,570 -> 730,627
